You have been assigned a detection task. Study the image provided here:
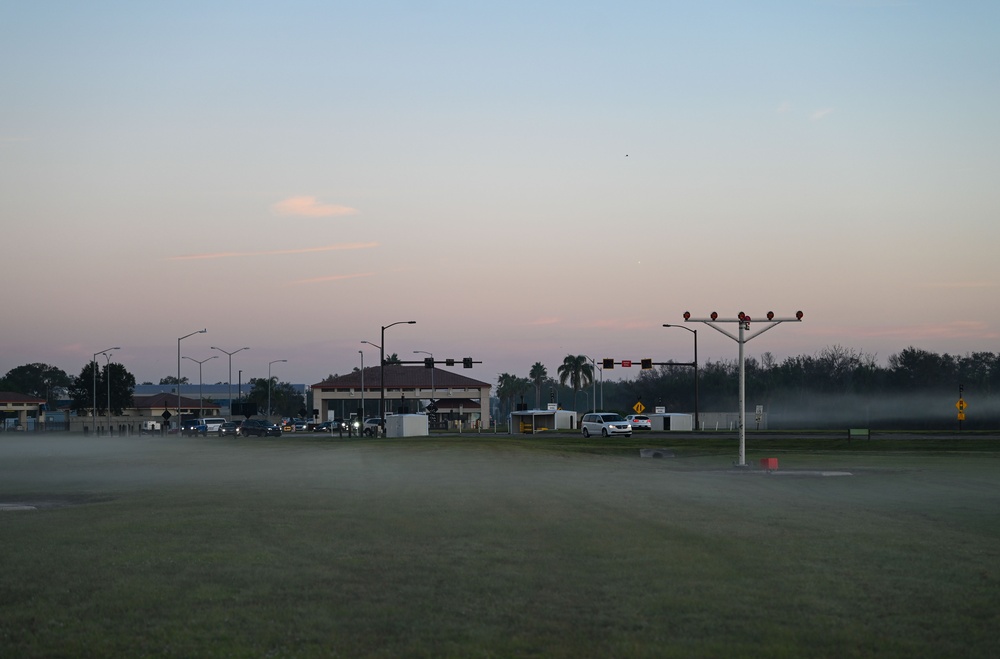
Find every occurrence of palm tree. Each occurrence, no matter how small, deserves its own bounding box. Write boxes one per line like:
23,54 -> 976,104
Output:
529,362 -> 547,409
557,355 -> 593,411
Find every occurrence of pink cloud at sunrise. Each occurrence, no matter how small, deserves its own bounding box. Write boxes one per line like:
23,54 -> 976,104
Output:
271,196 -> 359,218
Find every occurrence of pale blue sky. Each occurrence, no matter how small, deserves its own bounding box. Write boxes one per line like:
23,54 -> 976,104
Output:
2,1 -> 998,387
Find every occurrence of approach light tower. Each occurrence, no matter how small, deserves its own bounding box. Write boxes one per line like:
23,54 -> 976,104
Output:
683,310 -> 803,467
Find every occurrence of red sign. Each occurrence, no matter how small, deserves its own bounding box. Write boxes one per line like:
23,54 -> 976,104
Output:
622,360 -> 632,368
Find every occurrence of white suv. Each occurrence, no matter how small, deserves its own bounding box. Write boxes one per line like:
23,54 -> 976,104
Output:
580,413 -> 632,438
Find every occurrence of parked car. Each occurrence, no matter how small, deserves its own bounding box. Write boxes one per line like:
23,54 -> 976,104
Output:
240,418 -> 282,437
218,420 -> 241,437
580,413 -> 632,438
315,419 -> 349,433
363,417 -> 384,437
181,418 -> 208,436
201,417 -> 227,433
624,415 -> 652,430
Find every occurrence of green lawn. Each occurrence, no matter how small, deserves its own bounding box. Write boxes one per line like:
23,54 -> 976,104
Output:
1,432 -> 998,657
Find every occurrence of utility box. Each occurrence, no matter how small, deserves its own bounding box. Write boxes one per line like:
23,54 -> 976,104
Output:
760,458 -> 779,471
385,414 -> 429,438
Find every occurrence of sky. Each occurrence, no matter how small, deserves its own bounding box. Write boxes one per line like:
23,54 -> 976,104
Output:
2,0 -> 999,389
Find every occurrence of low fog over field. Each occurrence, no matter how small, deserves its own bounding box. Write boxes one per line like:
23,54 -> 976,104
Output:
3,434 -> 999,656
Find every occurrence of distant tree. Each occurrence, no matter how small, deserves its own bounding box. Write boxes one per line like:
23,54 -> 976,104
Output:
384,353 -> 401,365
557,355 -> 593,410
529,362 -> 548,409
244,377 -> 305,418
1,363 -> 72,408
159,376 -> 189,385
69,361 -> 135,415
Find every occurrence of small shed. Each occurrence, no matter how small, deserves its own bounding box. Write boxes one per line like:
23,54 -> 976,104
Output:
648,413 -> 693,431
510,409 -> 578,434
385,414 -> 429,438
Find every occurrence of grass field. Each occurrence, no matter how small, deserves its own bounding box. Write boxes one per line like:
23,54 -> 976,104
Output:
1,431 -> 998,657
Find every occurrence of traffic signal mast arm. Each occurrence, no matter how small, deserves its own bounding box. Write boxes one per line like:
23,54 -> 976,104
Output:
398,358 -> 481,368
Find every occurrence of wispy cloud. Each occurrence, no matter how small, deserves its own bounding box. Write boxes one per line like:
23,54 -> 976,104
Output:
168,242 -> 378,261
925,281 -> 999,289
292,272 -> 375,284
271,196 -> 359,217
811,108 -> 835,120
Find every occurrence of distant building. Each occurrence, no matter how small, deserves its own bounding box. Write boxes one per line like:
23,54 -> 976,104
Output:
312,365 -> 492,428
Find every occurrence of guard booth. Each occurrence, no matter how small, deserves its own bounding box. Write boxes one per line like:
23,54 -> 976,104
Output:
510,407 -> 578,434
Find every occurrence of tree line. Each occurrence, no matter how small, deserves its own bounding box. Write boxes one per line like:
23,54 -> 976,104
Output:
496,346 -> 1000,430
0,363 -> 305,419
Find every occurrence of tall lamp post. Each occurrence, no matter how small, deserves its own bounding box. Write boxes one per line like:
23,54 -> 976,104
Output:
212,346 -> 249,419
414,350 -> 435,406
358,349 -> 365,423
268,359 -> 287,418
378,321 -> 416,433
92,346 -> 119,434
101,350 -> 117,434
663,324 -> 700,431
183,355 -> 217,418
178,329 -> 207,430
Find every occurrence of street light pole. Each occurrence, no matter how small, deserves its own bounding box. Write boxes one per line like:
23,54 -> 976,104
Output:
663,324 -> 700,431
102,351 -> 115,434
183,355 -> 217,418
358,350 -> 365,423
414,350 -> 435,406
178,329 -> 207,431
212,346 -> 249,419
379,321 -> 416,434
268,359 -> 287,418
92,346 -> 119,434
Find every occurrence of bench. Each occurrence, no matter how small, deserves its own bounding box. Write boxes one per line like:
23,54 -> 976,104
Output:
848,428 -> 870,441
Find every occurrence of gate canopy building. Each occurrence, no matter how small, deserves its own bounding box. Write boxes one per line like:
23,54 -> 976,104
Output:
312,365 -> 492,428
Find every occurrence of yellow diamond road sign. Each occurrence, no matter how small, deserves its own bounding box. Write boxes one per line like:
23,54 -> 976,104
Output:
633,401 -> 645,414
956,399 -> 967,411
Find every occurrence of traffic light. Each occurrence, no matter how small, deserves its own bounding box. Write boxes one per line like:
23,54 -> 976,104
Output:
641,358 -> 652,369
424,357 -> 434,368
463,357 -> 473,368
603,358 -> 614,369
445,358 -> 455,366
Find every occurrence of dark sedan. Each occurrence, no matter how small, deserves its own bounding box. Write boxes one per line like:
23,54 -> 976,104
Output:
239,418 -> 282,437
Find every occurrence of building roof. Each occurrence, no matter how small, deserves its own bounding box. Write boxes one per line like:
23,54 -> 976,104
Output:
312,365 -> 490,390
0,391 -> 46,404
134,392 -> 221,410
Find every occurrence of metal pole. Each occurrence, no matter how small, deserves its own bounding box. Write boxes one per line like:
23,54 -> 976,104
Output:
103,352 -> 113,433
92,346 -> 118,434
177,330 -> 207,431
183,356 -> 217,419
414,351 -> 434,406
359,350 -> 365,423
663,324 -> 700,431
379,321 -> 415,435
212,346 -> 249,420
682,311 -> 803,466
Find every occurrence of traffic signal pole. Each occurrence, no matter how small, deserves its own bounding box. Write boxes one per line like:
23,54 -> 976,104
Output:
682,311 -> 804,467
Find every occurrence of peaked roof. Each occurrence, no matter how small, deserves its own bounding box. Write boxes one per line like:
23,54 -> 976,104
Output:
312,365 -> 490,390
0,391 -> 46,404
